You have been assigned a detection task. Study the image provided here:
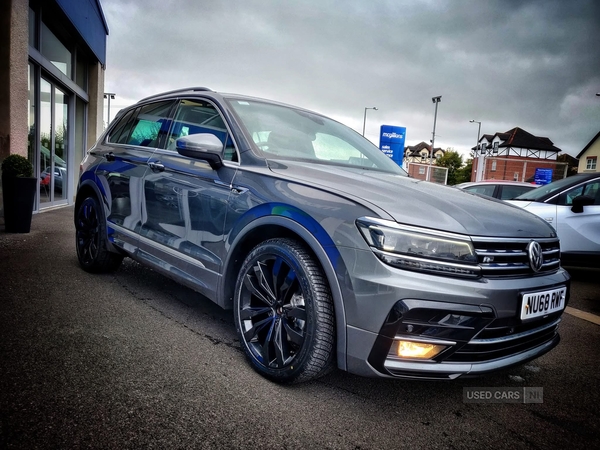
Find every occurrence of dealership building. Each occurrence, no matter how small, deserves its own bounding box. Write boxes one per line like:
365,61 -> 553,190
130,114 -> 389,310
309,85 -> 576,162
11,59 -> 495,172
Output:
0,0 -> 108,222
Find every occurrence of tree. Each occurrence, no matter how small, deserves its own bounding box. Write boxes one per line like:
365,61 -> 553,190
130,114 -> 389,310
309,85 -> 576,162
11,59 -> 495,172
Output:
455,158 -> 473,184
557,153 -> 579,177
436,149 -> 463,185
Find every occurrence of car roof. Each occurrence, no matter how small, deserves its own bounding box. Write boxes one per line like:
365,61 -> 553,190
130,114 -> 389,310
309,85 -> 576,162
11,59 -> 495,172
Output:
456,180 -> 536,188
135,87 -> 316,113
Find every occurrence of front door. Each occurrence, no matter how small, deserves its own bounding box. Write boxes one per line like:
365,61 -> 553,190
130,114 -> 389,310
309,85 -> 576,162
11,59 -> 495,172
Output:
39,78 -> 69,208
556,179 -> 600,253
139,98 -> 238,297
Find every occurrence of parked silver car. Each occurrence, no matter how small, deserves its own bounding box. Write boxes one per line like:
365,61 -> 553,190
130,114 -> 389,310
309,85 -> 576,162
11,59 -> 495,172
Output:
455,180 -> 538,200
75,87 -> 570,383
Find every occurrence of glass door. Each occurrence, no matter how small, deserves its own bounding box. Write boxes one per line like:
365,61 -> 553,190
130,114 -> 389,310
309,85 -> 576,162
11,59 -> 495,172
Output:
39,78 -> 69,207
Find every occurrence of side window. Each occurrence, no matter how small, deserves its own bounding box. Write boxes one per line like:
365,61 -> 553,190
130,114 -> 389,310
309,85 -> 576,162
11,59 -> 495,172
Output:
167,99 -> 238,162
558,185 -> 585,206
107,108 -> 137,144
126,100 -> 175,148
584,181 -> 600,205
466,185 -> 495,197
500,185 -> 533,200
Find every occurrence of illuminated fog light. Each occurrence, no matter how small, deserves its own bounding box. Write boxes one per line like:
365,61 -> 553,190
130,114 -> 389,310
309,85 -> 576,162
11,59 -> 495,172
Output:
396,340 -> 446,359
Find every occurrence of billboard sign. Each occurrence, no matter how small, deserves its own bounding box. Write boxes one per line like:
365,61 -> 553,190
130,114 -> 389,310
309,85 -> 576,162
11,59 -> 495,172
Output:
534,168 -> 553,185
379,125 -> 406,167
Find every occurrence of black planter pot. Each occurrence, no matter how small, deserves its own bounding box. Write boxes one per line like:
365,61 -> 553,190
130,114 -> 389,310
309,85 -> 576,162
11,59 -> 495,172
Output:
2,176 -> 37,233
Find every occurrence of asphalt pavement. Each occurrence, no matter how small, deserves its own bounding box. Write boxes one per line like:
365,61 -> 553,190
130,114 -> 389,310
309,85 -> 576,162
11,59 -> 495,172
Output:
1,206 -> 599,449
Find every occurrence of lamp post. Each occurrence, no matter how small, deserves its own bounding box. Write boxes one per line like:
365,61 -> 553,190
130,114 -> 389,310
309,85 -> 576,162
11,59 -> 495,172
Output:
104,92 -> 116,128
427,96 -> 442,181
470,119 -> 484,181
469,119 -> 481,150
362,106 -> 378,136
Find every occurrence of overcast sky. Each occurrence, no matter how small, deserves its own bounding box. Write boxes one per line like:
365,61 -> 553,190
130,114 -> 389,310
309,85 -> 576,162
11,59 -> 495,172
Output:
101,0 -> 600,159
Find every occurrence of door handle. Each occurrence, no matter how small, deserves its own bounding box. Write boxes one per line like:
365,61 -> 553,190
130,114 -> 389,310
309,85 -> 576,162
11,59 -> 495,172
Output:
148,161 -> 165,172
231,185 -> 249,195
106,152 -> 115,162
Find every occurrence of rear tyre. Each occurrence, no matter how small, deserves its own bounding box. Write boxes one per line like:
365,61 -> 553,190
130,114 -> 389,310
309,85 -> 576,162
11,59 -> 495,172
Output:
234,238 -> 335,383
75,196 -> 123,273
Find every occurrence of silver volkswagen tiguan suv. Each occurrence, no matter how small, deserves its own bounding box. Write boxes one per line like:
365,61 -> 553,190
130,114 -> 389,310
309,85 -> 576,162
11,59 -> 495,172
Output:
75,87 -> 570,383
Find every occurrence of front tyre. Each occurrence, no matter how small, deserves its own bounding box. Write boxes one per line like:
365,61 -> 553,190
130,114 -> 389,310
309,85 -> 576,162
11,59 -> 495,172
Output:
75,196 -> 123,273
234,238 -> 335,383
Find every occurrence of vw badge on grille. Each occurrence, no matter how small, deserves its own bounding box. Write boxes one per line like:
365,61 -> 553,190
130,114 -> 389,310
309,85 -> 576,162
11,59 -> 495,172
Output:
527,241 -> 544,272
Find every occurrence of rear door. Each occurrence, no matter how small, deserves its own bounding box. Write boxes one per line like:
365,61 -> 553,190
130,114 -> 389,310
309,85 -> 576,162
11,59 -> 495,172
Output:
138,98 -> 239,298
93,100 -> 176,250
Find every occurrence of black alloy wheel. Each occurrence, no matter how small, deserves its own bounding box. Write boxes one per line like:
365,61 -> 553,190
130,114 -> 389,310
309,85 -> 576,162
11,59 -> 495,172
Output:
75,196 -> 123,273
234,238 -> 335,383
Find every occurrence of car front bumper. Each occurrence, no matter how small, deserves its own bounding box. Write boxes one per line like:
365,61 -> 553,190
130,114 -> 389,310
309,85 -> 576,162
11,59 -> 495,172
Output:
338,247 -> 570,379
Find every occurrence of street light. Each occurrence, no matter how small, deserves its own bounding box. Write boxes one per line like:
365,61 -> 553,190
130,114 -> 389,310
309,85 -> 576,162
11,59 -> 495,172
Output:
104,92 -> 116,127
470,119 -> 483,182
469,119 -> 482,152
362,106 -> 378,136
427,96 -> 442,181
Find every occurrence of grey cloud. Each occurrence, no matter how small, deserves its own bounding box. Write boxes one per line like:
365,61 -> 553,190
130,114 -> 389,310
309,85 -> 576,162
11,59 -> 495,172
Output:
102,0 -> 599,157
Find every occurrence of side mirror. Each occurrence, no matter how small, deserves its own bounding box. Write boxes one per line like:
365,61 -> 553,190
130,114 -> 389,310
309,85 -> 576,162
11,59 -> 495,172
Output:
176,134 -> 224,170
571,194 -> 594,213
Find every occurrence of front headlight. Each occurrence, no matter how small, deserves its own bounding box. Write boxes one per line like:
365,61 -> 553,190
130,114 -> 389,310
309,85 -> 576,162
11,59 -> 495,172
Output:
357,217 -> 480,277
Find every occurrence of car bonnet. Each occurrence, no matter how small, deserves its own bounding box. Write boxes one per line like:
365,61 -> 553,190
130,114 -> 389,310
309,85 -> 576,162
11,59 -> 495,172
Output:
268,161 -> 556,238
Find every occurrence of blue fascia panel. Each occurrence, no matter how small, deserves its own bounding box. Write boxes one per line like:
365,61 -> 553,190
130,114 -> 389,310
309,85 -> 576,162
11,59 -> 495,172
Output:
55,0 -> 109,66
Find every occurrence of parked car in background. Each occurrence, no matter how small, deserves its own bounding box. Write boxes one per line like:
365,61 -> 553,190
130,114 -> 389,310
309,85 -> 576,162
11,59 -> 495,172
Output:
455,180 -> 538,200
40,165 -> 66,193
507,173 -> 600,267
75,87 -> 570,384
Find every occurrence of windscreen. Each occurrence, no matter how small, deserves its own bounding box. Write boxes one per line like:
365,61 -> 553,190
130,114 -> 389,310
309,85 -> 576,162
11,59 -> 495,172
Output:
514,176 -> 587,201
227,98 -> 407,175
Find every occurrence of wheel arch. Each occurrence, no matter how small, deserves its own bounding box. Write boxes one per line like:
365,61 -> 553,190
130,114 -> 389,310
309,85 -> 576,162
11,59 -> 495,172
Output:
74,179 -> 105,223
221,215 -> 349,371
74,179 -> 123,256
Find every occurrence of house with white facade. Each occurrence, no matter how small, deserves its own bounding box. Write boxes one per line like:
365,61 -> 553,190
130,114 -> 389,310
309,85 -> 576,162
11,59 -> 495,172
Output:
576,131 -> 600,173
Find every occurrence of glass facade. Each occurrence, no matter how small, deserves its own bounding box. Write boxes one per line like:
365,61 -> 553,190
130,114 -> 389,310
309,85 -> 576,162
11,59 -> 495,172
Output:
27,63 -> 35,164
38,78 -> 70,206
75,52 -> 87,90
0,0 -> 106,220
40,21 -> 72,78
26,1 -> 104,210
28,7 -> 36,47
39,78 -> 52,206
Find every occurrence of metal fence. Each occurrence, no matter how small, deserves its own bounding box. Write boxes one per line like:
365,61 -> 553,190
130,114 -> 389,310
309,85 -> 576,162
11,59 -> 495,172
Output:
405,163 -> 448,184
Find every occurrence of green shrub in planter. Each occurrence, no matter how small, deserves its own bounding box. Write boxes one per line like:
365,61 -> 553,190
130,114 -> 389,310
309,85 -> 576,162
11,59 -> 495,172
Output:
2,154 -> 36,233
1,154 -> 34,179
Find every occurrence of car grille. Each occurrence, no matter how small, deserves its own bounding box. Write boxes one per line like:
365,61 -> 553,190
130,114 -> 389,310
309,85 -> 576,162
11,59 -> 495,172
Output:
472,237 -> 560,277
444,315 -> 561,363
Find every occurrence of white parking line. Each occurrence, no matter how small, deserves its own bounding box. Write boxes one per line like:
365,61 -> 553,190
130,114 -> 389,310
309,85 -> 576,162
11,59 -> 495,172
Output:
565,306 -> 600,326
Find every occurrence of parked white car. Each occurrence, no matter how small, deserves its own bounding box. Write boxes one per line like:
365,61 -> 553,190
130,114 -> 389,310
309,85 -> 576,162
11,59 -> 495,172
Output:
507,173 -> 600,267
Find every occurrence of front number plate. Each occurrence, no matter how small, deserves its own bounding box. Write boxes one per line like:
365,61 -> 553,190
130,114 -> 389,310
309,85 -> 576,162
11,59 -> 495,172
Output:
520,286 -> 567,320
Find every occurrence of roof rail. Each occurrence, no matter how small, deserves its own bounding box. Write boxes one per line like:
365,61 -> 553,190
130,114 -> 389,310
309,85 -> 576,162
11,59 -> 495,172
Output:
137,87 -> 213,103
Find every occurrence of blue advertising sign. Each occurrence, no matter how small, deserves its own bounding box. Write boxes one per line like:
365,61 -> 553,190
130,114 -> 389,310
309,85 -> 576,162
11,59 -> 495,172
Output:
534,168 -> 553,185
379,125 -> 406,167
